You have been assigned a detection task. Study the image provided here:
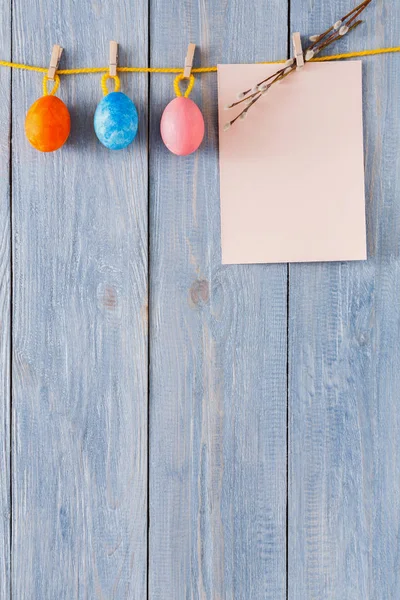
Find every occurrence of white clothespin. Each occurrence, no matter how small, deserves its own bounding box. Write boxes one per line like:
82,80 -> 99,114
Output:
292,32 -> 304,70
109,41 -> 118,76
47,45 -> 63,81
183,43 -> 196,78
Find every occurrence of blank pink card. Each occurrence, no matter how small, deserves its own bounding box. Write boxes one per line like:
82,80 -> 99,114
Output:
217,61 -> 367,264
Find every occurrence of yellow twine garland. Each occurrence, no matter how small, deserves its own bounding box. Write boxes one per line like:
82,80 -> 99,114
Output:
100,73 -> 121,96
0,46 -> 398,91
42,74 -> 60,96
0,46 -> 398,75
173,73 -> 195,98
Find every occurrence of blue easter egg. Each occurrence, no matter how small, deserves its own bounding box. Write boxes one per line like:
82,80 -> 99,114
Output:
94,92 -> 138,150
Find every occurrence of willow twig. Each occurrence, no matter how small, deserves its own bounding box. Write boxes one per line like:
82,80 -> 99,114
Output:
223,0 -> 373,130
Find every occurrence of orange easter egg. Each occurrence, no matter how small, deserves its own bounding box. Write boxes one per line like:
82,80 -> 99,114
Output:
25,95 -> 71,152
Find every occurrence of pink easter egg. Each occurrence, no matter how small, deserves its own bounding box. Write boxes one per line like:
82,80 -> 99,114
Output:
160,97 -> 205,156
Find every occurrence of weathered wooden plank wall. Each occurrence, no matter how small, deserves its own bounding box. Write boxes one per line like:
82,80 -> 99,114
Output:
149,1 -> 288,598
1,0 -> 400,598
0,1 -> 10,598
289,0 -> 400,598
11,0 -> 149,597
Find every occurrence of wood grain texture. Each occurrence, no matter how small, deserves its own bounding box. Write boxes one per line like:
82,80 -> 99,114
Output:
289,1 -> 400,598
11,1 -> 148,598
0,0 -> 11,598
5,1 -> 399,597
148,1 -> 288,598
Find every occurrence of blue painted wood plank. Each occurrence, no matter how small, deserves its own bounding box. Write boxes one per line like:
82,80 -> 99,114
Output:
149,2 -> 288,598
289,1 -> 400,597
0,1 -> 11,597
11,2 -> 148,597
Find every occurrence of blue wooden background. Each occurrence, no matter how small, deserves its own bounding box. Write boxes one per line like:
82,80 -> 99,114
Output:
0,0 -> 399,598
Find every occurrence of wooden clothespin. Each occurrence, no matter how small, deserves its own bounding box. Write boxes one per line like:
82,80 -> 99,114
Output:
109,41 -> 118,77
292,32 -> 304,69
183,43 -> 196,78
47,45 -> 63,81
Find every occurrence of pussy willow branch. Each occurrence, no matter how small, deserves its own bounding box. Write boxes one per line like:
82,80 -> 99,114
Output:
224,0 -> 372,130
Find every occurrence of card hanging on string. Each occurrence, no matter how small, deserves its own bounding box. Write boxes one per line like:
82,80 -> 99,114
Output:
218,59 -> 366,264
218,1 -> 371,265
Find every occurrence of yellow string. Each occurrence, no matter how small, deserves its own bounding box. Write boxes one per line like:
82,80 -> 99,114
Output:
100,73 -> 121,96
0,46 -> 398,76
42,74 -> 60,96
173,73 -> 195,97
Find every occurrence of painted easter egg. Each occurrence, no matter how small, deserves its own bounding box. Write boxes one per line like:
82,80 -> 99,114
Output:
25,95 -> 71,152
94,92 -> 138,150
160,97 -> 204,156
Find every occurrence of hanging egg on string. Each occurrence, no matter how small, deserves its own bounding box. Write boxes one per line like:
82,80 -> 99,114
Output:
160,44 -> 205,156
94,88 -> 138,150
25,45 -> 71,152
94,42 -> 138,150
160,92 -> 205,156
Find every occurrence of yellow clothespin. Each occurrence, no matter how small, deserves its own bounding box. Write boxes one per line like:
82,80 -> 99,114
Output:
47,45 -> 63,81
109,41 -> 118,77
183,43 -> 196,79
292,33 -> 304,69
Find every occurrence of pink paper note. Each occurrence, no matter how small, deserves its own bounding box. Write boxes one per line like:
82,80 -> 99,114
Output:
217,61 -> 367,264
